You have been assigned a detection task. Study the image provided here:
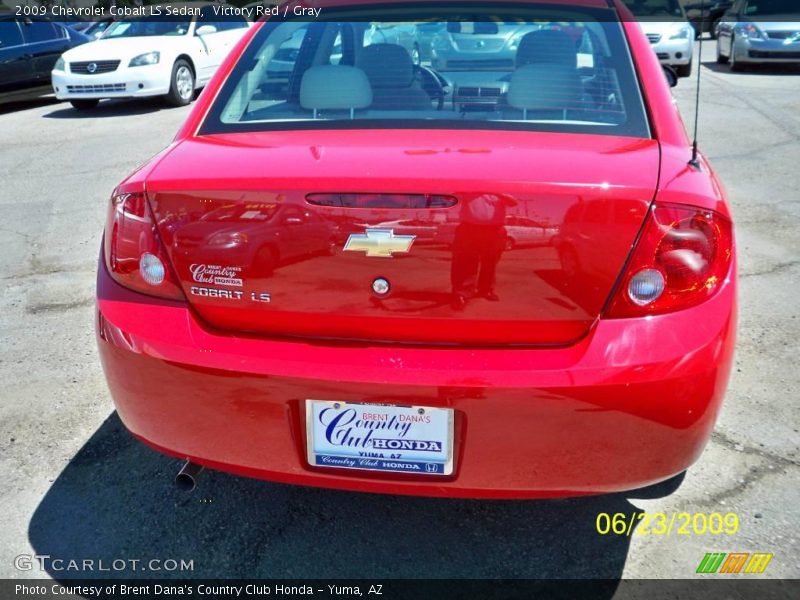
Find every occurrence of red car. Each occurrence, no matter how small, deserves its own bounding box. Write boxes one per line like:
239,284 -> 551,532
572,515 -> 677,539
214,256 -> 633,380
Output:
97,0 -> 736,498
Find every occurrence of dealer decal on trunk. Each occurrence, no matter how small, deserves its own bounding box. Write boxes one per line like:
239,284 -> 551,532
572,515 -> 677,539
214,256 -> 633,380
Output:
190,263 -> 243,287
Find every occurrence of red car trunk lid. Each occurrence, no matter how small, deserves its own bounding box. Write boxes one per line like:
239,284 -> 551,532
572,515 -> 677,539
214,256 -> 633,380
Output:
147,130 -> 658,346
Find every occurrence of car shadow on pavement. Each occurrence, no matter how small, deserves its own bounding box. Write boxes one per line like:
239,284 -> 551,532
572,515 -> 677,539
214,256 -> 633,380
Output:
28,413 -> 682,585
41,98 -> 170,119
701,60 -> 800,76
0,98 -> 61,115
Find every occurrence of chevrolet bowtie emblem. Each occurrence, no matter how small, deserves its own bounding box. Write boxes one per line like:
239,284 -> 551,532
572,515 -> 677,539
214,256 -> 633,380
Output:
344,229 -> 416,258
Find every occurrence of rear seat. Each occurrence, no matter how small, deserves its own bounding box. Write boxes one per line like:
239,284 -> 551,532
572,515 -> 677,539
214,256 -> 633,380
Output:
507,63 -> 585,120
299,64 -> 373,119
506,29 -> 591,120
357,44 -> 432,110
515,29 -> 579,69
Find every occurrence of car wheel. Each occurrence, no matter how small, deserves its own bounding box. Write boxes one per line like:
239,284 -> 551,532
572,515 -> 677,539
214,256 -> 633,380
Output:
729,36 -> 745,72
676,61 -> 693,78
410,43 -> 421,66
716,39 -> 729,64
70,99 -> 99,111
166,59 -> 195,107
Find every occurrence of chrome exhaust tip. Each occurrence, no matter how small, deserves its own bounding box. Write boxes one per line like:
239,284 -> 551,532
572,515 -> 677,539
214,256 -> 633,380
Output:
175,460 -> 204,492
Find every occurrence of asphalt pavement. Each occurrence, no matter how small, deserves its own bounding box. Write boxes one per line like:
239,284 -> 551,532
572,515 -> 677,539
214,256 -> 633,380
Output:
0,42 -> 798,581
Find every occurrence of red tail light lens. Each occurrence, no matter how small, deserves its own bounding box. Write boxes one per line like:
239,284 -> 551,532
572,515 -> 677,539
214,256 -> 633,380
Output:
104,192 -> 185,301
606,203 -> 733,318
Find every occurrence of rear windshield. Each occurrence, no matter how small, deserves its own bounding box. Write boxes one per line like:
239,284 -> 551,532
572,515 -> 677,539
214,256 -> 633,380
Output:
201,4 -> 650,138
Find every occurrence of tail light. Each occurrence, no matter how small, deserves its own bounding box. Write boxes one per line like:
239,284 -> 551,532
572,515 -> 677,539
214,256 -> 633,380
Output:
104,191 -> 185,301
605,203 -> 733,318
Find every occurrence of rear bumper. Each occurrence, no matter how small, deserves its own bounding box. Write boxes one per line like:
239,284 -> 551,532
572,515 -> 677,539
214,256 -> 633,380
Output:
97,257 -> 736,499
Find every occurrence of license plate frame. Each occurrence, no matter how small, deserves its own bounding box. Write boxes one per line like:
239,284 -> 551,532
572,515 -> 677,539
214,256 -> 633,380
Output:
305,400 -> 455,476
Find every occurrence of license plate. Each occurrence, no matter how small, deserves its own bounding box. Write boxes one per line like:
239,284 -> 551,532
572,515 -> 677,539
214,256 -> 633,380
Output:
306,400 -> 454,476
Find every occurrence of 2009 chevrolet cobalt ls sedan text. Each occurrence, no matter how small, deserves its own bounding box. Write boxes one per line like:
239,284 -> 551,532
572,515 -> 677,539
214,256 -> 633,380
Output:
97,0 -> 737,498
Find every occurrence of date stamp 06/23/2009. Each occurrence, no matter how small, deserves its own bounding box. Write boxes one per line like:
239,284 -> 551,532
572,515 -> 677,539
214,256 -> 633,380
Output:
595,512 -> 775,574
596,512 -> 740,537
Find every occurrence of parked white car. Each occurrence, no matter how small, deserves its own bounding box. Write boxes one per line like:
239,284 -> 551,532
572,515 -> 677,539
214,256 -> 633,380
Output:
624,0 -> 696,77
639,20 -> 696,77
52,3 -> 249,110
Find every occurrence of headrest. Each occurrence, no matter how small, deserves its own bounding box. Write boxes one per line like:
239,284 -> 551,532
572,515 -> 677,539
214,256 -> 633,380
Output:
299,65 -> 373,111
516,29 -> 577,68
358,44 -> 415,88
507,63 -> 582,111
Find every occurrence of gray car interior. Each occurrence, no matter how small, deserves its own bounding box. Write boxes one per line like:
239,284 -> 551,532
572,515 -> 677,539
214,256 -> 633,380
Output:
229,21 -> 625,125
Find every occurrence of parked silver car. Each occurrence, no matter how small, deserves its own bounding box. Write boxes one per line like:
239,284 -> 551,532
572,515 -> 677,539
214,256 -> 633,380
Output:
716,0 -> 800,70
430,21 -> 542,71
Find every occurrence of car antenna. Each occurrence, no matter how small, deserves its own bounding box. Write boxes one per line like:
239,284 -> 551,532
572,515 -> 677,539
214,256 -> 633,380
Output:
688,0 -> 706,170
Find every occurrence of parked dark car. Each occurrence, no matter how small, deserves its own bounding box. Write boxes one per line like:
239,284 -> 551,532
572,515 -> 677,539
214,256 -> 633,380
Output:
0,14 -> 90,105
684,1 -> 733,38
57,19 -> 94,34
